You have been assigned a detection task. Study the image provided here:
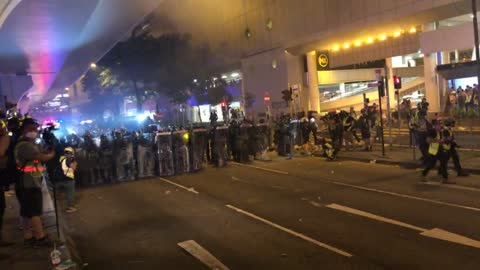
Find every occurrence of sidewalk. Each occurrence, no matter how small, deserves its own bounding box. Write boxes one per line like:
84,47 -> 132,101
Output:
336,145 -> 480,175
0,191 -> 77,270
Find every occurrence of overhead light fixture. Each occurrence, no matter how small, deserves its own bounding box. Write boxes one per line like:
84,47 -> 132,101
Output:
393,30 -> 402,38
65,87 -> 69,91
366,37 -> 374,44
231,72 -> 239,78
90,63 -> 97,68
354,40 -> 362,47
221,75 -> 228,79
378,34 -> 387,41
332,44 -> 340,51
409,27 -> 417,33
343,43 -> 351,49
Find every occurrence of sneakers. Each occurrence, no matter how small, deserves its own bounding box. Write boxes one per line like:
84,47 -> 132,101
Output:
66,207 -> 78,213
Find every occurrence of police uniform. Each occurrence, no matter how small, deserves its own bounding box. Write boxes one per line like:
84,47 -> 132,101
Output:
421,128 -> 450,182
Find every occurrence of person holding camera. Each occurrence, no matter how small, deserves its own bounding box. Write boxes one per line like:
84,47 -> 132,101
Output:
14,118 -> 55,247
58,147 -> 77,213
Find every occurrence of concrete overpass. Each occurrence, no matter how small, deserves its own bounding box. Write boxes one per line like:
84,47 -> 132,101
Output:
0,0 -> 160,113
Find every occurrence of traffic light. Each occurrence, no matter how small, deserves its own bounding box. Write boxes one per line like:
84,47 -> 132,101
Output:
393,76 -> 402,90
378,78 -> 385,97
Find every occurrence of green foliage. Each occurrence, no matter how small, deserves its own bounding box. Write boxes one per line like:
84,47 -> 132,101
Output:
82,31 -> 224,108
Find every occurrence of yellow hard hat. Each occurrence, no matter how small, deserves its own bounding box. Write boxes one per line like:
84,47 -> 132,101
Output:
64,147 -> 74,154
0,120 -> 5,129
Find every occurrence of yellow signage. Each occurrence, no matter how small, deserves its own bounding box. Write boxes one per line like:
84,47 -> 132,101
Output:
317,53 -> 329,69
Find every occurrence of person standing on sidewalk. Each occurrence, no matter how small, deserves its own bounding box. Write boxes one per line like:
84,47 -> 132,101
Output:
0,120 -> 13,247
14,118 -> 56,247
58,147 -> 78,213
421,120 -> 455,184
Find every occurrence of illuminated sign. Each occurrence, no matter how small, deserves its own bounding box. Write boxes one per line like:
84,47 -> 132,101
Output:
316,52 -> 330,70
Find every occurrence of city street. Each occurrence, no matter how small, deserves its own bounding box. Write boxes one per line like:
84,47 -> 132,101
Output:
64,157 -> 480,270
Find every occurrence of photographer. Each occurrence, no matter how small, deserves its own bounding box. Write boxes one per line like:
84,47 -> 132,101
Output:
58,147 -> 77,213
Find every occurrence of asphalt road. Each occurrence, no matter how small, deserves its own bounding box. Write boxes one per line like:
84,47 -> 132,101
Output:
64,157 -> 480,270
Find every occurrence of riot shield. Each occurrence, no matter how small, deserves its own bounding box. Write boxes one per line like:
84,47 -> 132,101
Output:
190,128 -> 207,171
172,130 -> 190,174
156,132 -> 174,176
213,126 -> 228,167
137,133 -> 155,178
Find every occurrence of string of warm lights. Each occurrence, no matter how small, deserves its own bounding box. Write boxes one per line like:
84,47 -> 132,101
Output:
330,26 -> 418,52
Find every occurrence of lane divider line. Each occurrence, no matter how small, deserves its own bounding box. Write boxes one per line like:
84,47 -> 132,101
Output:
326,204 -> 426,232
332,182 -> 480,212
232,162 -> 289,175
420,181 -> 480,193
158,177 -> 199,194
226,204 -> 353,258
326,203 -> 480,249
178,240 -> 230,270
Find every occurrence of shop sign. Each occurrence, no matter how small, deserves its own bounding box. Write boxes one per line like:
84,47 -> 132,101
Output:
317,51 -> 330,70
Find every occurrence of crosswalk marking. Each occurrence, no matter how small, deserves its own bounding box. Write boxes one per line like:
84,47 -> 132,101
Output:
326,203 -> 480,249
178,240 -> 230,270
226,204 -> 353,257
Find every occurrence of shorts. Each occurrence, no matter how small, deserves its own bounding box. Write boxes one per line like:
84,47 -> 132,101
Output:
16,188 -> 43,218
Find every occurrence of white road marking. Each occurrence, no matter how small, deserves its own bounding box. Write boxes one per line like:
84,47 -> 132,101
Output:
333,182 -> 480,212
232,162 -> 289,175
157,177 -> 199,194
326,204 -> 426,232
226,204 -> 353,257
178,240 -> 230,270
327,203 -> 480,249
421,228 -> 480,249
420,181 -> 480,192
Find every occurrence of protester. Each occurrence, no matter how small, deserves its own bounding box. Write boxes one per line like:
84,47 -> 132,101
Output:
14,118 -> 55,247
57,147 -> 78,213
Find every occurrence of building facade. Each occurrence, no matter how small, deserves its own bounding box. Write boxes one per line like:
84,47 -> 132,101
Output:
153,0 -> 479,117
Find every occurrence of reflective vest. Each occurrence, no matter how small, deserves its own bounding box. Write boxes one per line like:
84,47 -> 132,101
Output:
60,156 -> 74,179
442,129 -> 452,151
428,132 -> 440,155
18,159 -> 44,177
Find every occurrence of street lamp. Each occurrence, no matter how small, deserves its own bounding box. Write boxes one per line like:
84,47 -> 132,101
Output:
90,63 -> 97,69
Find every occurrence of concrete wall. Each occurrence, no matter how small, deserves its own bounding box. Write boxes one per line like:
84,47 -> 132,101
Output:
154,0 -> 471,59
241,49 -> 289,117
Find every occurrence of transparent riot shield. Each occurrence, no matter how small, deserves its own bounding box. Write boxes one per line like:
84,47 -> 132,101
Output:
156,132 -> 174,176
213,126 -> 228,167
138,133 -> 156,178
238,123 -> 252,163
172,130 -> 190,174
254,123 -> 271,161
190,128 -> 207,171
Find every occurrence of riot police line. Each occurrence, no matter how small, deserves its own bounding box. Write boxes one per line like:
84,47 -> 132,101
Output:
39,121 -> 273,186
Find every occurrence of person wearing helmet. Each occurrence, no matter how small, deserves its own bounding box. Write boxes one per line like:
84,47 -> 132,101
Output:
58,147 -> 77,213
14,117 -> 55,247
